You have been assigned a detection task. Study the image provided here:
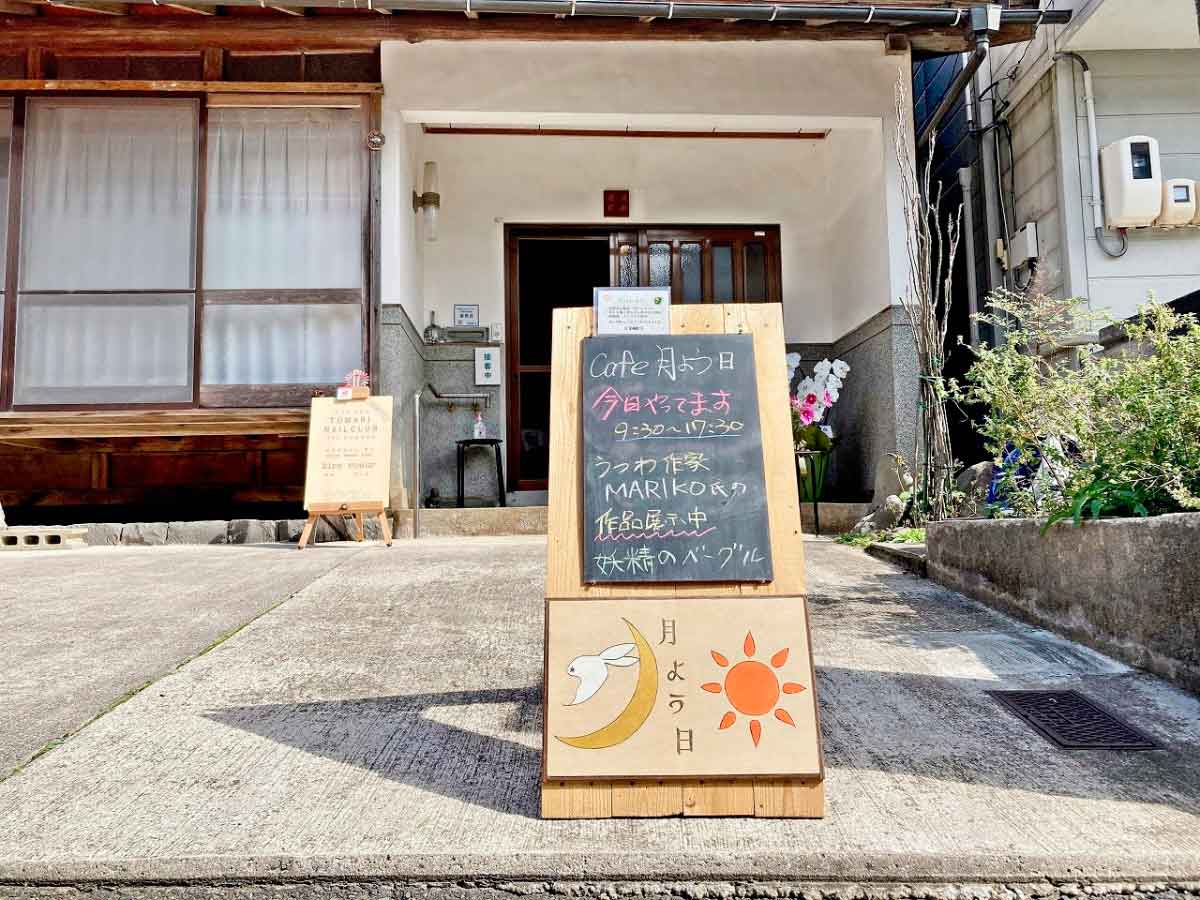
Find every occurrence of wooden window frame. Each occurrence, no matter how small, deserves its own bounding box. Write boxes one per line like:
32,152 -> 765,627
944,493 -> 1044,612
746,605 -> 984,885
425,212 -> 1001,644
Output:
0,88 -> 379,413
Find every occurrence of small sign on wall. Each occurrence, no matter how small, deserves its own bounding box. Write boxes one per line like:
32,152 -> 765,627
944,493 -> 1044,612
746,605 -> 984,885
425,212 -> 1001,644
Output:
594,287 -> 671,335
475,347 -> 501,385
455,304 -> 481,328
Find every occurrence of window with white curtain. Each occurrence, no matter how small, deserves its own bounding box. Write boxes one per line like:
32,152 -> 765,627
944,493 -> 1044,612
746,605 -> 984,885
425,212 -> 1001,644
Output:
0,100 -> 11,359
0,95 -> 370,410
13,97 -> 198,405
200,104 -> 365,399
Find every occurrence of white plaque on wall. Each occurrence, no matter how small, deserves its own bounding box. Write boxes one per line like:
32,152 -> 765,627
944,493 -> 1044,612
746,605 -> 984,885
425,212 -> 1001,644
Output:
594,287 -> 671,335
475,347 -> 501,385
455,303 -> 481,327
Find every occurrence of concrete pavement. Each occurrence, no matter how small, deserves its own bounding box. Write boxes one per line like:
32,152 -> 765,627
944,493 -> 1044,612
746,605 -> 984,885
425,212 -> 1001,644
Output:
0,544 -> 363,775
0,537 -> 1198,897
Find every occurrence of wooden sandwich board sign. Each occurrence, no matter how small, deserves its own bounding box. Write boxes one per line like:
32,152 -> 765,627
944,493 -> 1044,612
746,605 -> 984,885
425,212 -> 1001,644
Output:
298,393 -> 394,550
541,303 -> 824,819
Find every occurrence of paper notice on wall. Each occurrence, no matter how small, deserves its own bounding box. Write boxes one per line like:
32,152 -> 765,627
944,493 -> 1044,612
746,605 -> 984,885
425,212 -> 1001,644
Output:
594,287 -> 671,335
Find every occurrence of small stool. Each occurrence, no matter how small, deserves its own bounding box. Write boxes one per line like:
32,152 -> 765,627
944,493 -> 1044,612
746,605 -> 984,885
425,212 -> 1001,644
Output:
456,438 -> 506,508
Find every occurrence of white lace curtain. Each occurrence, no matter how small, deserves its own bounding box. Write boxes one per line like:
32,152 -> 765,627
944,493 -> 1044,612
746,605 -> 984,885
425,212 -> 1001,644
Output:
200,105 -> 364,385
14,98 -> 197,404
203,106 -> 363,290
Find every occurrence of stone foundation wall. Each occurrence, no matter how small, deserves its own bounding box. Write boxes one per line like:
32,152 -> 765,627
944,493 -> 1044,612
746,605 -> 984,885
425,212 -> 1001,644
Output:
787,305 -> 918,504
927,514 -> 1200,694
378,307 -> 504,509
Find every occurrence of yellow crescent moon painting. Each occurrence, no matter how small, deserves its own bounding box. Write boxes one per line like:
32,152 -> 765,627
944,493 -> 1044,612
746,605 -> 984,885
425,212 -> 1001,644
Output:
556,619 -> 658,750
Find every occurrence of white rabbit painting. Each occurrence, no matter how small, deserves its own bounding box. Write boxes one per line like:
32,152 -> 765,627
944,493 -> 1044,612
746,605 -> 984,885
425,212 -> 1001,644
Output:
564,643 -> 639,706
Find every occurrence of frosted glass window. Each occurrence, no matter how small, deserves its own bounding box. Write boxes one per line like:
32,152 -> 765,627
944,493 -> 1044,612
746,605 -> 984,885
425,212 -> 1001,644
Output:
20,98 -> 198,291
617,244 -> 637,287
201,303 -> 361,385
744,242 -> 767,300
204,107 -> 363,290
680,242 -> 702,303
649,243 -> 671,288
0,99 -> 11,286
712,245 -> 733,302
13,294 -> 194,405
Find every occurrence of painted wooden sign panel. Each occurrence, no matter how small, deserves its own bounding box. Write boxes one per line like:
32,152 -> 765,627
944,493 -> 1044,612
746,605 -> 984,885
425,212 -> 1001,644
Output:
544,596 -> 821,780
581,334 -> 773,583
303,396 -> 393,509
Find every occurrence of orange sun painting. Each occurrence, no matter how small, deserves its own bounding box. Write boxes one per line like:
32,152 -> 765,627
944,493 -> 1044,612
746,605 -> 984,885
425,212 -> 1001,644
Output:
702,631 -> 805,747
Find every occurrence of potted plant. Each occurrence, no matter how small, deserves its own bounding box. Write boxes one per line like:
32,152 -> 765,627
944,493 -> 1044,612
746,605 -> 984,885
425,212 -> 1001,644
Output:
786,356 -> 850,530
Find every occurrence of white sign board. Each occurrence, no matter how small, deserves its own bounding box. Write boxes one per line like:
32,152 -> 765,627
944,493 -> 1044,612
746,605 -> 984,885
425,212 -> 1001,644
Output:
475,347 -> 501,385
594,287 -> 671,335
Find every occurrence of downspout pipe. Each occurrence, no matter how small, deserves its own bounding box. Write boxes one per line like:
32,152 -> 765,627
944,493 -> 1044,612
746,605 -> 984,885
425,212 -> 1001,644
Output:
917,5 -> 999,151
1056,51 -> 1127,258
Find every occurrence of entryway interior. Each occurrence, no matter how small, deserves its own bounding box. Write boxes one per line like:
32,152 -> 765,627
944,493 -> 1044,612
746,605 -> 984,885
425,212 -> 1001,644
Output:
505,225 -> 782,492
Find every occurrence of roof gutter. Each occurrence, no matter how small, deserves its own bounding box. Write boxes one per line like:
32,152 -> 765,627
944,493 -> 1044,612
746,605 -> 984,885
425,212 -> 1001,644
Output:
916,5 -> 1001,150
156,0 -> 1073,25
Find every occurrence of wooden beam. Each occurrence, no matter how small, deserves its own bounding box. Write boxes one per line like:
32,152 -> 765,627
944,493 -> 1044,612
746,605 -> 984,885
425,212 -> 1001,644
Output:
0,13 -> 1034,51
0,77 -> 381,91
269,5 -> 305,14
0,0 -> 35,14
884,33 -> 910,55
41,0 -> 128,13
423,125 -> 829,140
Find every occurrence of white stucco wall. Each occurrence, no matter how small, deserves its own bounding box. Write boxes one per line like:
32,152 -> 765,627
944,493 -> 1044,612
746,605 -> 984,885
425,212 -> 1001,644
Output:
379,39 -> 912,345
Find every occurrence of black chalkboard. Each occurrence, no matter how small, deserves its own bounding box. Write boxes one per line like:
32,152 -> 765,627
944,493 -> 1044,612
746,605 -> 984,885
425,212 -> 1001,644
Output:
581,334 -> 773,583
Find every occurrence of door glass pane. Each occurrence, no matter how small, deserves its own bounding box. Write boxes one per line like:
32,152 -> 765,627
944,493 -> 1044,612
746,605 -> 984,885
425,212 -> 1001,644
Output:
744,242 -> 767,300
519,373 -> 551,481
712,245 -> 733,302
20,98 -> 198,291
13,294 -> 194,404
205,106 -> 363,290
617,243 -> 638,287
680,242 -> 702,303
649,242 -> 671,288
201,303 -> 361,385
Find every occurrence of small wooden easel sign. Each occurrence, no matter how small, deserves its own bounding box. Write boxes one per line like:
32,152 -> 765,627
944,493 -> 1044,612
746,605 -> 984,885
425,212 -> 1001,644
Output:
298,370 -> 394,550
541,303 -> 824,819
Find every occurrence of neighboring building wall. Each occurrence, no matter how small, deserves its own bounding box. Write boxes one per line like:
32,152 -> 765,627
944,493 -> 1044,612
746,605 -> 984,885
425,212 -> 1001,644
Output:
1065,50 -> 1200,318
982,14 -> 1200,319
1001,69 -> 1067,299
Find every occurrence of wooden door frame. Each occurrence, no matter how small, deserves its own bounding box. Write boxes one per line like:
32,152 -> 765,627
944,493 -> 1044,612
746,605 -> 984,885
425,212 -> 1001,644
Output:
503,223 -> 781,493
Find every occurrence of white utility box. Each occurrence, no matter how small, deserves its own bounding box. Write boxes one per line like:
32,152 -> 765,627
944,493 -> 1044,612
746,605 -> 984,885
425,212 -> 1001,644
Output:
1101,136 -> 1161,228
1159,179 -> 1197,226
1009,221 -> 1039,268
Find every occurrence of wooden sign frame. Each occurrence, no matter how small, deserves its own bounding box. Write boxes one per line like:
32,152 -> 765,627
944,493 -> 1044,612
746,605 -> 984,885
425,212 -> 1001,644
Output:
541,303 -> 823,819
298,395 -> 394,551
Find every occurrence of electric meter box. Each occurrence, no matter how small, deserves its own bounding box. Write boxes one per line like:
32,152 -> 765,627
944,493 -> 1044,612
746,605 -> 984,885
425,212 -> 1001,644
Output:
1101,136 -> 1162,228
1159,178 -> 1197,226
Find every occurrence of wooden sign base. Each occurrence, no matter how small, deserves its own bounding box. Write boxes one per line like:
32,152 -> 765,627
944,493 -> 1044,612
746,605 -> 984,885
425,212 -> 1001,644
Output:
297,502 -> 393,550
540,304 -> 825,819
542,774 -> 824,819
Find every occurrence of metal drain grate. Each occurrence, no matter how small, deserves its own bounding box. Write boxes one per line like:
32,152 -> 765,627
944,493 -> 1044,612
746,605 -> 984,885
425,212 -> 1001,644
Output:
988,690 -> 1160,750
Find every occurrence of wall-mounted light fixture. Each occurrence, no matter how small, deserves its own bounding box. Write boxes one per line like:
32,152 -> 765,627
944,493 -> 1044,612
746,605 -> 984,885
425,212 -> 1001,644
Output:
412,161 -> 440,243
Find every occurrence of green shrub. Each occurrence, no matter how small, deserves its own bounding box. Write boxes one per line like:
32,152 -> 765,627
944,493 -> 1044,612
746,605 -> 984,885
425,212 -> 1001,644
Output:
958,289 -> 1200,525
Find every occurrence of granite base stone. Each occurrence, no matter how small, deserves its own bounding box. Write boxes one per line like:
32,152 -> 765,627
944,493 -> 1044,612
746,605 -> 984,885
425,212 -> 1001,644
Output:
120,522 -> 168,546
166,520 -> 229,545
